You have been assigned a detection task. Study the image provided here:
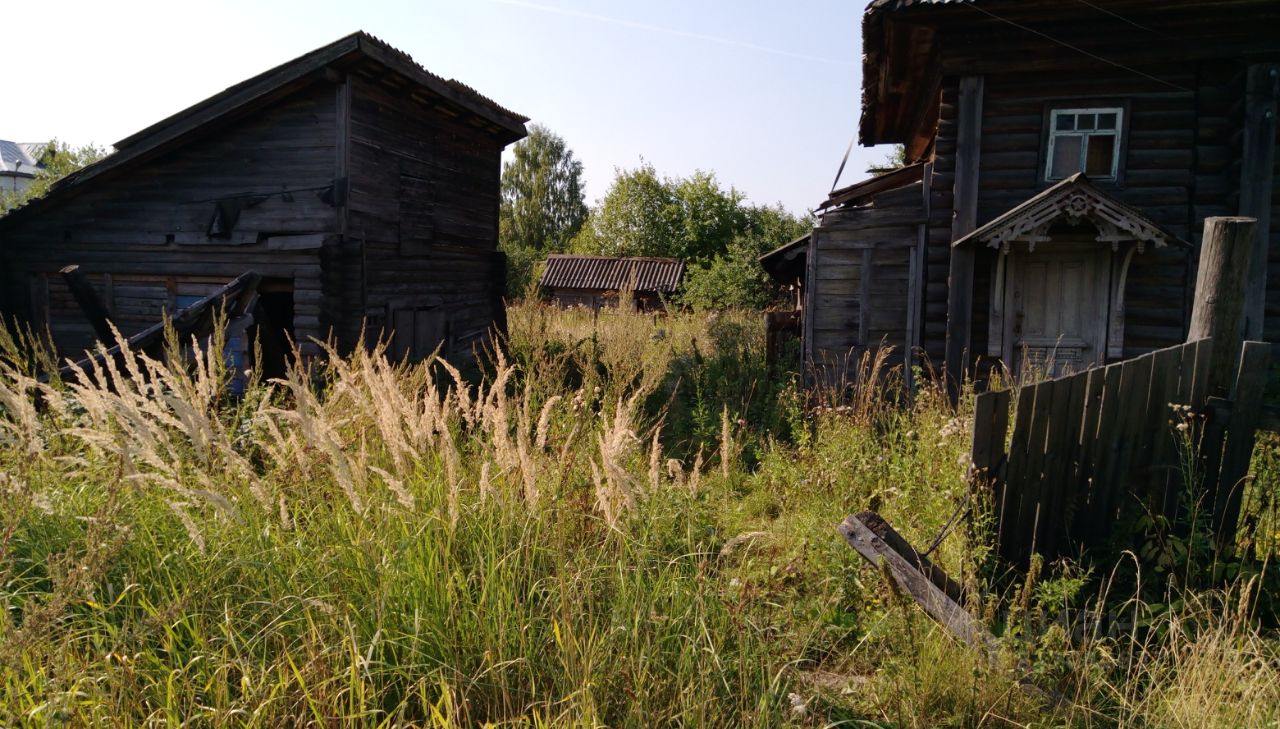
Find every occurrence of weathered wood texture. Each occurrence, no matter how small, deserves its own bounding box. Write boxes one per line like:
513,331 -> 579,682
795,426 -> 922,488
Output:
346,65 -> 508,360
914,60 -> 1269,368
837,512 -> 997,655
943,75 -> 983,399
1187,217 -> 1256,395
0,85 -> 337,358
807,182 -> 925,383
972,336 -> 1269,564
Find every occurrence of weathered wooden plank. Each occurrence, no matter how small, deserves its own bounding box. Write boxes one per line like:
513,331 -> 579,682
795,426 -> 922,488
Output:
998,385 -> 1035,560
1084,363 -> 1125,542
1039,372 -> 1088,557
1014,380 -> 1056,557
59,265 -> 116,344
970,389 -> 1010,479
1213,340 -> 1271,547
1240,65 -> 1279,341
943,75 -> 984,402
838,514 -> 997,656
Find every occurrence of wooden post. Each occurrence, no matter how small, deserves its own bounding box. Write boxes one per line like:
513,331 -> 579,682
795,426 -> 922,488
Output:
944,76 -> 984,405
1240,64 -> 1279,341
1187,217 -> 1256,396
59,264 -> 116,344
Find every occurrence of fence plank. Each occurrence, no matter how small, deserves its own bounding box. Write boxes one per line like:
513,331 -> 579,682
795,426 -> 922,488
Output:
1040,372 -> 1089,557
970,390 -> 1009,478
998,387 -> 1037,561
1213,340 -> 1271,546
1085,362 -> 1126,543
1106,353 -> 1156,525
1146,346 -> 1183,506
1069,367 -> 1107,548
1014,380 -> 1056,558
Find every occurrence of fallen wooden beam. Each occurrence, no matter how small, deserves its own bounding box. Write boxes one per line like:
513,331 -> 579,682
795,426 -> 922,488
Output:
59,265 -> 116,344
837,512 -> 997,657
53,271 -> 262,383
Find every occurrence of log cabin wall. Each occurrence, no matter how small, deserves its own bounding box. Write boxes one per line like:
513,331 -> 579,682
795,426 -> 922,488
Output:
921,62 -> 1257,364
345,67 -> 507,361
0,84 -> 338,358
864,1 -> 1280,378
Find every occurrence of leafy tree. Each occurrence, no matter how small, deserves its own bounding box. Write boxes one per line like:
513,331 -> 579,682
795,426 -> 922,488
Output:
499,125 -> 588,295
571,162 -> 812,310
1,139 -> 108,213
682,203 -> 812,310
571,163 -> 746,262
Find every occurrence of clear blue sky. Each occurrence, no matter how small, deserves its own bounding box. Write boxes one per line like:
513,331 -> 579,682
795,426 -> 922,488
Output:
7,0 -> 891,214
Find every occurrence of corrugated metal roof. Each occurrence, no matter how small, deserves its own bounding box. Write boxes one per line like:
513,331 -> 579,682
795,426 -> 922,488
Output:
539,254 -> 685,293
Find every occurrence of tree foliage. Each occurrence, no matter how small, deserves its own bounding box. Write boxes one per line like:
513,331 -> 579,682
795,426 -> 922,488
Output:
499,125 -> 588,295
570,163 -> 748,263
681,203 -> 811,310
1,139 -> 107,213
573,162 -> 810,309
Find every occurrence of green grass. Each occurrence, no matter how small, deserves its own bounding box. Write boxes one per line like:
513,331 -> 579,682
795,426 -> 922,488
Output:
0,304 -> 1278,727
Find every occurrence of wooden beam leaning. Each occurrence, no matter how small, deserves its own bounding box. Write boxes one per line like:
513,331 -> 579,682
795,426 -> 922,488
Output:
59,265 -> 116,344
1187,217 -> 1256,397
1240,64 -> 1279,341
837,513 -> 997,657
943,76 -> 984,406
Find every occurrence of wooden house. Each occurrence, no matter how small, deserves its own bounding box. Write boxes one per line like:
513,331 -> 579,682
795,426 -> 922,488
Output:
0,32 -> 527,370
765,0 -> 1280,384
538,254 -> 685,311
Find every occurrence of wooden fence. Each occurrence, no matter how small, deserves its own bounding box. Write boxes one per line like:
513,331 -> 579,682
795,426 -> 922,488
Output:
970,337 -> 1271,564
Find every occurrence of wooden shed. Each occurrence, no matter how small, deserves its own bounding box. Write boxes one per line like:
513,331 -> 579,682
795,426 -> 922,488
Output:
538,254 -> 685,311
0,31 -> 527,370
767,0 -> 1280,385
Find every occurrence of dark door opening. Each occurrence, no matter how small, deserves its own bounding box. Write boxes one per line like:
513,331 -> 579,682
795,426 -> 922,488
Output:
250,279 -> 295,381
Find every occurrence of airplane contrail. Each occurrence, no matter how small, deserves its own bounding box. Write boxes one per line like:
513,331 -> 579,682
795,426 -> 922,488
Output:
485,0 -> 855,68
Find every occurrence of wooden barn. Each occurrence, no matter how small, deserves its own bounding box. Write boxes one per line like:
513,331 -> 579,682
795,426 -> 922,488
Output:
0,31 -> 527,371
765,0 -> 1280,385
538,254 -> 685,311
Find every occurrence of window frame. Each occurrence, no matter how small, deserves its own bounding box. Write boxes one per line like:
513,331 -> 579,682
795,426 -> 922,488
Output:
1039,101 -> 1130,186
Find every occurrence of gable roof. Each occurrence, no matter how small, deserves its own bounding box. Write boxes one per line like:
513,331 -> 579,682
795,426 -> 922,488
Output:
952,173 -> 1190,250
539,254 -> 686,294
0,31 -> 527,222
0,140 -> 43,177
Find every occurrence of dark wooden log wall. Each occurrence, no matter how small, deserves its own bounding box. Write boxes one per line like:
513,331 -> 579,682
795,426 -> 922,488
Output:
921,62 -> 1263,364
0,85 -> 337,357
345,66 -> 506,360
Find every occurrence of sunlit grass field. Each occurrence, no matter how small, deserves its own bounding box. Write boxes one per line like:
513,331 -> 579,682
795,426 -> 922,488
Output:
1,303 -> 1278,727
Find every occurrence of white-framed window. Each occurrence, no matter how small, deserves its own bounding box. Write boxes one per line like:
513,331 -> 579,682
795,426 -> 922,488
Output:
1045,107 -> 1124,181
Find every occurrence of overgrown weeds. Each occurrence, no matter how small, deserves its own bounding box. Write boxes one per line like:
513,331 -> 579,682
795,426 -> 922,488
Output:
0,304 -> 1277,727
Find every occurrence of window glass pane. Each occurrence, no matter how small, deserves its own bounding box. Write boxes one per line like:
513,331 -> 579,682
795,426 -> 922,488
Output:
1077,113 -> 1096,130
1055,113 -> 1075,131
1086,134 -> 1117,177
1050,135 -> 1084,178
1097,112 -> 1117,130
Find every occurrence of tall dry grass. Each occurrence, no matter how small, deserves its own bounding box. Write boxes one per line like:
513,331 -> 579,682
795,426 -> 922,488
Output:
0,304 -> 1277,727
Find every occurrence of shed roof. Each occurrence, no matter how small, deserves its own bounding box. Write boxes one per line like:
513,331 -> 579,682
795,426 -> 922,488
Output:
0,31 -> 527,223
539,254 -> 686,294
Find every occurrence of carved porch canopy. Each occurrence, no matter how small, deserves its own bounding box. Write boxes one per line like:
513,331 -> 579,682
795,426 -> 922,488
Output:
952,173 -> 1190,253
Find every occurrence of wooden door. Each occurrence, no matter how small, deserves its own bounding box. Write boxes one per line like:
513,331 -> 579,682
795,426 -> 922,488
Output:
1005,245 -> 1111,377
